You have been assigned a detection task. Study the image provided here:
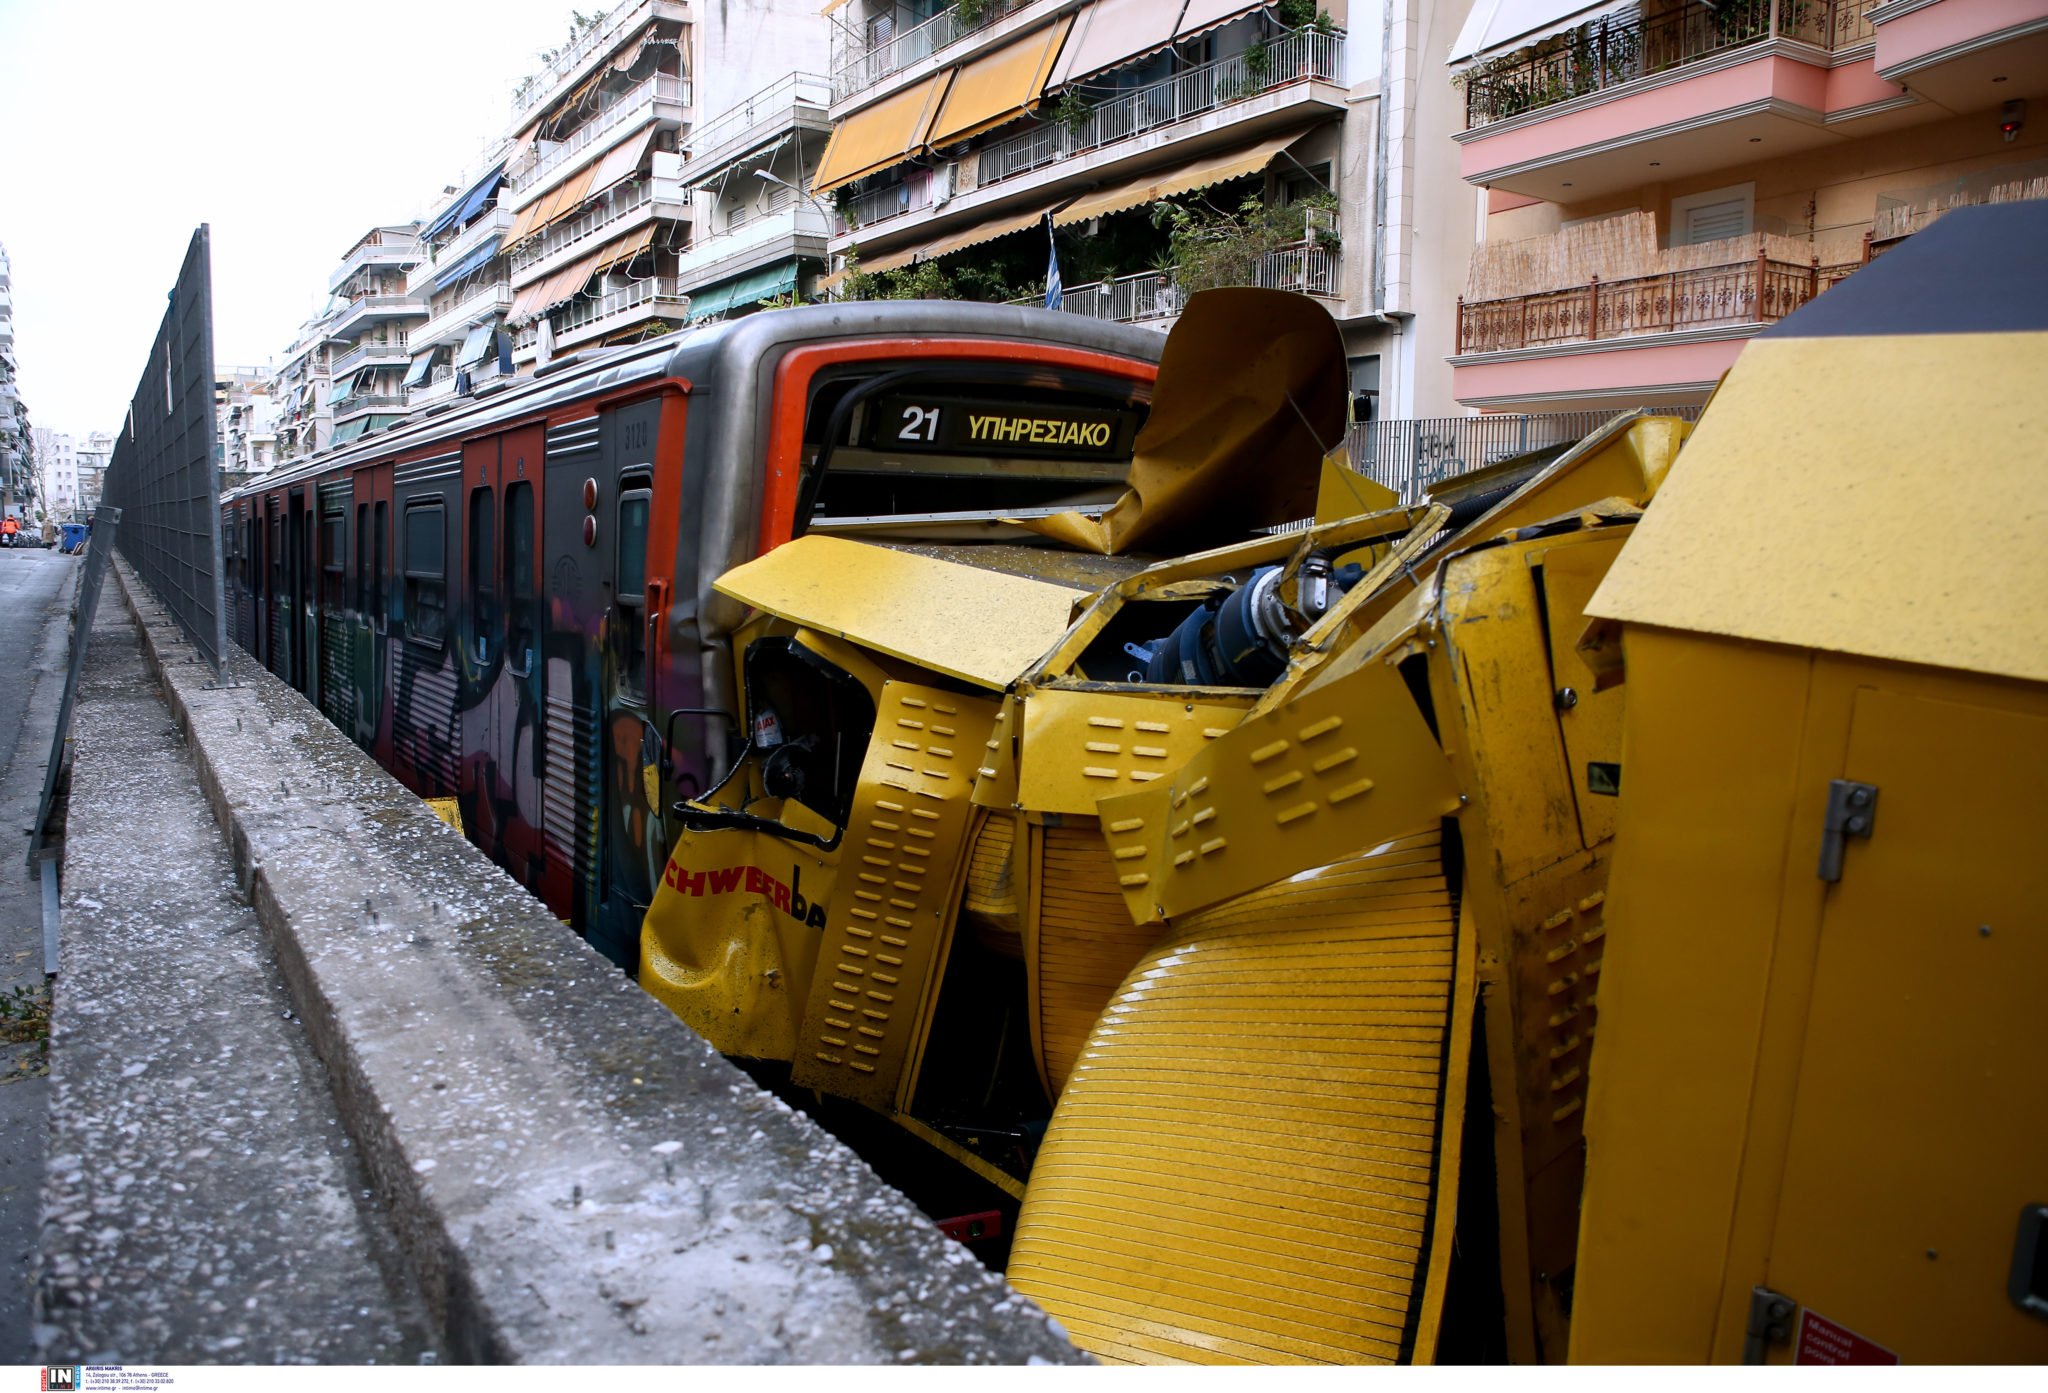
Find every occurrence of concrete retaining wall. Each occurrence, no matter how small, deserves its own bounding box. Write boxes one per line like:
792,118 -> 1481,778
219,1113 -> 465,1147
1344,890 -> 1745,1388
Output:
109,561 -> 1081,1365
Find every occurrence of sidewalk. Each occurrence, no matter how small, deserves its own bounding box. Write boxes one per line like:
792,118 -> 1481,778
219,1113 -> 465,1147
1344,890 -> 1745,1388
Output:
36,596 -> 437,1362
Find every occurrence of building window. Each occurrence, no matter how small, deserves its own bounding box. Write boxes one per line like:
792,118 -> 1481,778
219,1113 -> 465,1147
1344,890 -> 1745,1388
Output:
1669,183 -> 1755,247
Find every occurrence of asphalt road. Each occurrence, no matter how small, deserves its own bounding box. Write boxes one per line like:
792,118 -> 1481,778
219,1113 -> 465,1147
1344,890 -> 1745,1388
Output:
0,545 -> 83,1361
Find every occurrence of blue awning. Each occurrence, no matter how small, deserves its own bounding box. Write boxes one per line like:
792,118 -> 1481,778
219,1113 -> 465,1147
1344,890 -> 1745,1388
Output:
402,353 -> 436,389
422,165 -> 506,242
686,260 -> 801,323
454,324 -> 496,370
433,239 -> 501,293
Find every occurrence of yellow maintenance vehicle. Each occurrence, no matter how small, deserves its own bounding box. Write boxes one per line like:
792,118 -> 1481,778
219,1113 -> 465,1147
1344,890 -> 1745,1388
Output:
639,202 -> 2047,1364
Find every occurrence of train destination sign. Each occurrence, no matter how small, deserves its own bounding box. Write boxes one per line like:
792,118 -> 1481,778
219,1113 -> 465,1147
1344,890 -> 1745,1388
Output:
868,395 -> 1140,460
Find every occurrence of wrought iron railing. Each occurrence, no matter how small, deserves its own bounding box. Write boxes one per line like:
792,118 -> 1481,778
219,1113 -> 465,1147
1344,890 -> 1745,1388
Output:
1464,0 -> 1875,127
980,30 -> 1345,187
1455,252 -> 1842,354
1349,407 -> 1703,502
837,176 -> 936,232
831,0 -> 1037,101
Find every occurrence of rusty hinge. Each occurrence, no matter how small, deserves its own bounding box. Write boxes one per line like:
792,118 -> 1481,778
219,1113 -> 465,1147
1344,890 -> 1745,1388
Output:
1817,779 -> 1878,883
1745,1285 -> 1798,1364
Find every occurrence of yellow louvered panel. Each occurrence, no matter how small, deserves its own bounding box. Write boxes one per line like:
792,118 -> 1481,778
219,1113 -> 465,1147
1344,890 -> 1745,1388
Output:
789,682 -> 995,1109
1034,821 -> 1164,1097
962,811 -> 1024,957
1009,829 -> 1457,1365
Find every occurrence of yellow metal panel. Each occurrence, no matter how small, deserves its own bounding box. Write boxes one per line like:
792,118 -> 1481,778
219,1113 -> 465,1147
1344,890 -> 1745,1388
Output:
1315,455 -> 1400,525
1751,684 -> 2048,1363
1100,651 -> 1461,924
970,694 -> 1022,808
960,809 -> 1024,956
1016,687 -> 1249,816
1569,630 -> 1819,1362
713,535 -> 1084,690
789,682 -> 995,1109
1008,831 -> 1462,1364
1588,334 -> 2048,684
1535,533 -> 1629,848
1032,821 -> 1164,1097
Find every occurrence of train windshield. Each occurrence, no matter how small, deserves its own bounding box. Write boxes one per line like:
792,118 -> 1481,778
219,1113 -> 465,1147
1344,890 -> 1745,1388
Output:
797,364 -> 1149,537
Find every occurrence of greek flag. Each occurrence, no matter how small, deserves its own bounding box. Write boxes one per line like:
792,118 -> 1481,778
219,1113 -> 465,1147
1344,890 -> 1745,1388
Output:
1044,213 -> 1062,311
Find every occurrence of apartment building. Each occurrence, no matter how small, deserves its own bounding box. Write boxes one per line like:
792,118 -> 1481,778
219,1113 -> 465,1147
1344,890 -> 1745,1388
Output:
811,0 -> 1477,419
31,428 -> 77,517
216,367 -> 278,480
269,318 -> 336,465
326,225 -> 428,443
0,241 -> 28,518
77,430 -> 113,514
500,0 -> 697,363
405,158 -> 518,410
1446,0 -> 2048,411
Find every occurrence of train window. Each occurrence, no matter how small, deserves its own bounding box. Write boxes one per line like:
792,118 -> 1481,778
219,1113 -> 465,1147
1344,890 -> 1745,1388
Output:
469,485 -> 496,664
372,501 -> 388,634
505,481 -> 536,677
404,500 -> 447,646
615,481 -> 651,699
322,509 -> 347,612
355,503 -> 370,614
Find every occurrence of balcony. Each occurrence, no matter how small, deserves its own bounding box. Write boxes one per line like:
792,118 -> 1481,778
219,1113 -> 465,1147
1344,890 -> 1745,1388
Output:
1006,245 -> 1341,325
408,208 -> 514,296
689,72 -> 831,174
979,30 -> 1346,189
509,178 -> 690,280
1455,0 -> 1911,199
328,233 -> 422,293
837,176 -> 936,234
505,74 -> 691,195
328,295 -> 427,342
1870,0 -> 2048,109
1450,250 -> 1861,408
412,284 -> 516,349
831,0 -> 1037,101
331,393 -> 409,421
508,0 -> 692,125
679,198 -> 832,289
1463,0 -> 1876,129
513,277 -> 691,355
330,336 -> 410,376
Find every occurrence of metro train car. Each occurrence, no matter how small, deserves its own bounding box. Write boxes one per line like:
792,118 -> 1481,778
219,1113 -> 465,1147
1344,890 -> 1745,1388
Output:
220,304 -> 1165,968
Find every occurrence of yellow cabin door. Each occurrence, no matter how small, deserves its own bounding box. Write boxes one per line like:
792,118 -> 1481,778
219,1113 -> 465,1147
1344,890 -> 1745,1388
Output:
1758,684 -> 2048,1364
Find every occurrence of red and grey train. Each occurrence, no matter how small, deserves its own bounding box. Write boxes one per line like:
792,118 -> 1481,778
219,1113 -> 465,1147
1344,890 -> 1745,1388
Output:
221,304 -> 1163,967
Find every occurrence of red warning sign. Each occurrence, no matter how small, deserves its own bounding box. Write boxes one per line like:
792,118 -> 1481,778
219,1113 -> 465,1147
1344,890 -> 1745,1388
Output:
1795,1308 -> 1900,1365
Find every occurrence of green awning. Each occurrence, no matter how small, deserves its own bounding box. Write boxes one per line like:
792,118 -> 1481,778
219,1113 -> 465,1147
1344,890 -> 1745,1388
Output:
332,414 -> 406,446
686,261 -> 801,322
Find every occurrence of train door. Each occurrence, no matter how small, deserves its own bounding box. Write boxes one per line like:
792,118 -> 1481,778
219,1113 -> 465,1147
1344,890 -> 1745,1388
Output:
287,486 -> 311,694
459,436 -> 502,849
317,482 -> 351,729
353,463 -> 393,754
265,494 -> 285,676
538,399 -> 662,967
393,453 -> 460,797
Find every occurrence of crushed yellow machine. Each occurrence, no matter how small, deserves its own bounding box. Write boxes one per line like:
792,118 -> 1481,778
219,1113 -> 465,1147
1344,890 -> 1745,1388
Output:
642,216 -> 2048,1365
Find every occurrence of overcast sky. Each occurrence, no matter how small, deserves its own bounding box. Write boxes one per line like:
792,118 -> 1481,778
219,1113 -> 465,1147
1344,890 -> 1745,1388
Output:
0,0 -> 589,438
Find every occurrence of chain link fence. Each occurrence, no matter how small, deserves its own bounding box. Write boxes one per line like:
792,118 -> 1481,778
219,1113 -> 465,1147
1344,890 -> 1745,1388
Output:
101,226 -> 228,674
1348,407 -> 1703,503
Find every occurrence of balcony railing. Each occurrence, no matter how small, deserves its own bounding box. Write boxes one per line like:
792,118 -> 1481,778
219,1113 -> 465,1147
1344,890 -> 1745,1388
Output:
837,176 -> 935,233
690,72 -> 831,169
1464,0 -> 1876,128
1008,245 -> 1339,323
511,180 -> 662,273
551,275 -> 690,339
1455,251 -> 1856,353
831,0 -> 1036,101
509,74 -> 691,188
330,336 -> 410,375
329,234 -> 422,292
509,0 -> 683,122
415,285 -> 516,346
330,393 -> 408,419
1350,408 -> 1702,502
979,30 -> 1345,188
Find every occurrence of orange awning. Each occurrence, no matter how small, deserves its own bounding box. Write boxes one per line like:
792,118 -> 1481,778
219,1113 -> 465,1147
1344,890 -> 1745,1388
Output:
510,242 -> 609,323
594,224 -> 657,274
813,71 -> 955,194
537,160 -> 601,235
924,15 -> 1075,149
916,203 -> 1055,261
589,127 -> 657,195
1053,128 -> 1312,226
1051,0 -> 1266,89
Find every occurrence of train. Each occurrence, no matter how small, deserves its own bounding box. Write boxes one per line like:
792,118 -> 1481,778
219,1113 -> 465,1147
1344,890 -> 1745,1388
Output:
221,302 -> 1167,969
